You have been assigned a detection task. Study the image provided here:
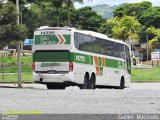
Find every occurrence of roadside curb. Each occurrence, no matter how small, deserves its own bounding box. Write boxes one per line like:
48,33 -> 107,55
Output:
0,85 -> 18,88
0,83 -> 32,88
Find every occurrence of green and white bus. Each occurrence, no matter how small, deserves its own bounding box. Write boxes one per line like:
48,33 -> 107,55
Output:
32,26 -> 131,89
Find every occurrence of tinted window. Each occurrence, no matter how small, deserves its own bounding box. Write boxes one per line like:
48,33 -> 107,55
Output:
74,32 -> 92,52
92,37 -> 115,56
114,43 -> 125,59
125,45 -> 131,74
74,32 -> 129,60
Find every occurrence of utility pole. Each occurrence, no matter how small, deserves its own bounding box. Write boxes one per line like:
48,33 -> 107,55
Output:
146,34 -> 149,62
16,0 -> 22,87
129,28 -> 132,52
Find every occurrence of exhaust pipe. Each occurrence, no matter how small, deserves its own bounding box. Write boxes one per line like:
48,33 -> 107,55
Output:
40,78 -> 43,82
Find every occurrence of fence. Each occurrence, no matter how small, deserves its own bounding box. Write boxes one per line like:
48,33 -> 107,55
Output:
0,50 -> 32,83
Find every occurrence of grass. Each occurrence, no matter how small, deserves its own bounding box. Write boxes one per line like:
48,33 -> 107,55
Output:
131,66 -> 160,82
2,55 -> 32,64
0,55 -> 33,83
0,72 -> 32,83
1,56 -> 32,73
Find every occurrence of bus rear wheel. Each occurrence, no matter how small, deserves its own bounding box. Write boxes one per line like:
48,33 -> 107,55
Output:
80,73 -> 89,89
89,74 -> 96,89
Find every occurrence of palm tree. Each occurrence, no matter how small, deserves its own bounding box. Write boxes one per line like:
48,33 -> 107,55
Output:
64,0 -> 83,26
52,0 -> 84,27
52,0 -> 64,27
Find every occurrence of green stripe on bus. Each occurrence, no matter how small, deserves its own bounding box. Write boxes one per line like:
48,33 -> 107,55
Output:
105,59 -> 118,68
33,52 -> 124,69
63,35 -> 71,44
89,56 -> 93,65
71,52 -> 121,69
33,52 -> 70,62
70,53 -> 90,64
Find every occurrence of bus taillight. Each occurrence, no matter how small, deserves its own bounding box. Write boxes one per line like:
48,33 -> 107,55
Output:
69,62 -> 73,71
32,62 -> 35,71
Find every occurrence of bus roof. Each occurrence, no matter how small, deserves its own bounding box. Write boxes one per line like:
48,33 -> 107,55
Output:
36,26 -> 74,31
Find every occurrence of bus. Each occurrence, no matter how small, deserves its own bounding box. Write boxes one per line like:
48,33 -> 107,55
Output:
32,26 -> 131,89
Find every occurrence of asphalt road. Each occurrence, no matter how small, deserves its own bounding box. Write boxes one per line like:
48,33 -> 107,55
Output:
0,83 -> 160,114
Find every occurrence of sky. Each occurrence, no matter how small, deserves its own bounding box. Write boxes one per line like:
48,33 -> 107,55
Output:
74,0 -> 160,8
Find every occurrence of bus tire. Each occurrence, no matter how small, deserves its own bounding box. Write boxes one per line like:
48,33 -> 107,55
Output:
119,77 -> 125,89
81,73 -> 89,89
89,74 -> 96,89
46,84 -> 65,89
46,84 -> 54,89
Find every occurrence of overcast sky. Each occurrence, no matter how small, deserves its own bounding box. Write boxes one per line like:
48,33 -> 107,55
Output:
74,0 -> 160,8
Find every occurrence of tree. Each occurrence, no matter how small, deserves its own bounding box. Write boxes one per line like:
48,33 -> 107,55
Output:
51,0 -> 64,27
75,7 -> 103,32
99,16 -> 141,42
99,17 -> 118,38
114,1 -> 152,18
139,7 -> 160,28
112,1 -> 152,43
0,1 -> 27,49
146,27 -> 160,49
64,0 -> 83,26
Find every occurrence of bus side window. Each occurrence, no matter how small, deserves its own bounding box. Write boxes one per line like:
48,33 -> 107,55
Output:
114,43 -> 119,57
74,33 -> 80,49
125,45 -> 131,74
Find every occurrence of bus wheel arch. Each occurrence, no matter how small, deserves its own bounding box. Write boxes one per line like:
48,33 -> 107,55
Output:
89,73 -> 96,89
119,76 -> 125,89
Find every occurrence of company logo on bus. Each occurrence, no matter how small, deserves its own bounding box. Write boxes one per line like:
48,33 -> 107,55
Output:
76,55 -> 85,62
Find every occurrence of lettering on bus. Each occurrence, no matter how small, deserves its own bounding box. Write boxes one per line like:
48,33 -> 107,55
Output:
40,36 -> 57,44
75,55 -> 85,62
41,63 -> 60,67
41,31 -> 55,35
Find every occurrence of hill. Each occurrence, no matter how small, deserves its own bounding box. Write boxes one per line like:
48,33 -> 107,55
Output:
91,4 -> 118,19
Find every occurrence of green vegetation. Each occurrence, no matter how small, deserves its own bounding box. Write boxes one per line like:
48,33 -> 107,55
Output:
131,67 -> 160,82
0,55 -> 32,83
1,55 -> 32,72
0,72 -> 32,83
0,1 -> 27,49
